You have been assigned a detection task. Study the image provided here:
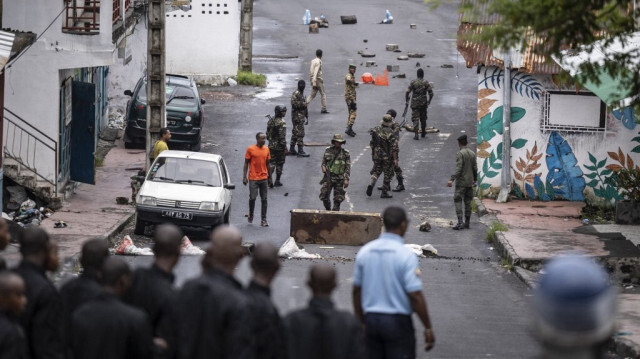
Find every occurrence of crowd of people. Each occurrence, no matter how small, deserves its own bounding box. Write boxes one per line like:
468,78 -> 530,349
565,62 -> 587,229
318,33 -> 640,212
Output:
0,206 -> 437,359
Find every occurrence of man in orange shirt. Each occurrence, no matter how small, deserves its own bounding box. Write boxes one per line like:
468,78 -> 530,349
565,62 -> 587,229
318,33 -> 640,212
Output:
243,132 -> 271,227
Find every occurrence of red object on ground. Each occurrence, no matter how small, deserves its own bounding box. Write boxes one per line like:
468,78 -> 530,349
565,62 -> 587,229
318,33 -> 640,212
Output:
361,72 -> 374,84
374,69 -> 389,86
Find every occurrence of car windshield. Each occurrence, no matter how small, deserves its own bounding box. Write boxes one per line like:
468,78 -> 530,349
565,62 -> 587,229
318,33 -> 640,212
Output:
148,157 -> 222,187
137,84 -> 198,108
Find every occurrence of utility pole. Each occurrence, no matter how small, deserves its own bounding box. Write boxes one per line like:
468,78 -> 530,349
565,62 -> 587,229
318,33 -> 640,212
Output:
238,0 -> 253,72
146,0 -> 166,168
497,52 -> 512,203
0,0 -> 5,214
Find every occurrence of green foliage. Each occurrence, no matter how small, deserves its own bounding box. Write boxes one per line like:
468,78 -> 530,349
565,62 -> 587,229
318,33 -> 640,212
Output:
460,0 -> 640,110
486,220 -> 508,243
615,168 -> 640,201
236,71 -> 267,87
477,106 -> 526,143
584,152 -> 623,205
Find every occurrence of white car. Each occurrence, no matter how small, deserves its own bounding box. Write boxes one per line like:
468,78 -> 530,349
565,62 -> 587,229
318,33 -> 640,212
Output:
134,150 -> 235,234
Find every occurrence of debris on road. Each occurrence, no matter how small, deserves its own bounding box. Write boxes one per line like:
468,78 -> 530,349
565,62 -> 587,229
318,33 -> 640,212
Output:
115,197 -> 129,205
397,55 -> 409,61
386,44 -> 399,51
374,70 -> 389,86
386,65 -> 399,72
302,9 -> 311,25
410,24 -> 417,29
392,73 -> 406,78
441,64 -> 454,68
278,237 -> 322,259
309,23 -> 319,33
114,235 -> 205,256
379,9 -> 393,24
419,221 -> 432,232
365,61 -> 376,67
363,39 -> 368,43
54,220 -> 67,228
361,72 -> 374,84
310,15 -> 329,28
405,244 -> 438,257
181,236 -> 205,255
227,78 -> 238,87
108,111 -> 125,129
408,52 -> 426,58
360,51 -> 376,58
340,15 -> 357,24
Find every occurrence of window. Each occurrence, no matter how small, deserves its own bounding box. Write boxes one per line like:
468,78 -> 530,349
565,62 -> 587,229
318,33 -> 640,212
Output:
63,0 -> 100,34
149,158 -> 222,187
542,91 -> 606,133
220,159 -> 229,184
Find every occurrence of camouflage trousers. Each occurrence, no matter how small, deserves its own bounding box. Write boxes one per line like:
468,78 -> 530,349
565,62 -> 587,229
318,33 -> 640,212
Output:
291,118 -> 306,146
454,186 -> 474,217
269,148 -> 286,177
371,153 -> 403,181
411,106 -> 428,133
370,159 -> 394,190
319,175 -> 346,205
346,100 -> 357,127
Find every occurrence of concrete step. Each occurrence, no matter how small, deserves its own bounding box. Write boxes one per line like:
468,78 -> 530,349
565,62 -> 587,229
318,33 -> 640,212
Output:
3,155 -> 63,209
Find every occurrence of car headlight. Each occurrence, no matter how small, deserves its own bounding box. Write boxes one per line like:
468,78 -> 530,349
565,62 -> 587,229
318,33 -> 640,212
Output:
138,196 -> 157,206
185,115 -> 192,123
199,201 -> 220,211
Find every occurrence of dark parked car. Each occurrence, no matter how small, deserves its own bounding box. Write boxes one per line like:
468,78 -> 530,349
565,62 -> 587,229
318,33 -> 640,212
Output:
123,74 -> 206,151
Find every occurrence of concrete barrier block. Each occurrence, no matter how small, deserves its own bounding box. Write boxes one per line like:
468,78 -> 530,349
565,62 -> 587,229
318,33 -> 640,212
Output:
290,209 -> 382,245
387,65 -> 399,72
385,44 -> 399,51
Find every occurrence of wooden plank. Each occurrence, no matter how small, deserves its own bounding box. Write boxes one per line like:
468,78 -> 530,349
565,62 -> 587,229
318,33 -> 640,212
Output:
290,209 -> 382,246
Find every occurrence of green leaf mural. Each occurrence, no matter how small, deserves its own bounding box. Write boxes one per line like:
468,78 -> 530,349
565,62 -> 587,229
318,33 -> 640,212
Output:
583,152 -> 623,205
477,106 -> 526,143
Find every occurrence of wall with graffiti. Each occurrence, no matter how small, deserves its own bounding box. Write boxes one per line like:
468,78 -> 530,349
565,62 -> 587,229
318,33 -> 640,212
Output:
476,66 -> 640,206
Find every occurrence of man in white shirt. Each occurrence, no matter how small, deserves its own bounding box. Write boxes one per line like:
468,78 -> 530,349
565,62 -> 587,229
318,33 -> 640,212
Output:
307,49 -> 329,114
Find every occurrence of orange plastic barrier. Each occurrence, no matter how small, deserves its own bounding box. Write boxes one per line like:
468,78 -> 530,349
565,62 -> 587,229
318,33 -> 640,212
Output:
374,69 -> 389,86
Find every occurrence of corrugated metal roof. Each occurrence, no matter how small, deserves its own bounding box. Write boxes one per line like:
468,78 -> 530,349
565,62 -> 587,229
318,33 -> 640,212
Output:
0,30 -> 16,73
457,0 -> 563,74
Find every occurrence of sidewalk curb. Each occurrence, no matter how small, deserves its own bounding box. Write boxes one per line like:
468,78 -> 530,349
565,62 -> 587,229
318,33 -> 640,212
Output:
492,231 -> 521,268
610,337 -> 640,358
95,211 -> 135,243
474,197 -> 488,217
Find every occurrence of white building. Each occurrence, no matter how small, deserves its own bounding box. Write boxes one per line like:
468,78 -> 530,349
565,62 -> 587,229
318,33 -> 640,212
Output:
3,0 -> 137,205
166,0 -> 241,85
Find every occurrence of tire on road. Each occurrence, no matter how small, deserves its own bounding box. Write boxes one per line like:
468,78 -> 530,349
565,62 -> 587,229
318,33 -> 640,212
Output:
223,205 -> 231,224
133,213 -> 146,235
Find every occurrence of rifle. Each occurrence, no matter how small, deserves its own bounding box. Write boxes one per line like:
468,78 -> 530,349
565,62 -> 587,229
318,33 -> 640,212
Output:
320,155 -> 336,185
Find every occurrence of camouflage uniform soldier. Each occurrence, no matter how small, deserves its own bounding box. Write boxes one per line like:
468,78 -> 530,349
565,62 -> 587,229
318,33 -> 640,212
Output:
382,109 -> 405,192
290,80 -> 310,157
319,134 -> 351,211
405,68 -> 434,140
447,134 -> 477,230
267,105 -> 288,187
366,115 -> 398,199
344,64 -> 358,137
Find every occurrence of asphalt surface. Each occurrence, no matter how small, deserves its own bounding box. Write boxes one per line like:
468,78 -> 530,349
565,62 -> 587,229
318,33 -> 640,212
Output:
120,0 -> 545,357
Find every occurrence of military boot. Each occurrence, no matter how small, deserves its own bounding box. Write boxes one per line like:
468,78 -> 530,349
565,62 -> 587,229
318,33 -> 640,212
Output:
377,186 -> 384,190
463,215 -> 471,229
332,202 -> 341,211
345,126 -> 356,137
413,131 -> 419,140
323,200 -> 331,210
381,187 -> 393,199
421,129 -> 427,138
452,217 -> 464,230
392,179 -> 405,192
297,145 -> 310,157
274,174 -> 283,187
366,179 -> 376,197
288,143 -> 298,156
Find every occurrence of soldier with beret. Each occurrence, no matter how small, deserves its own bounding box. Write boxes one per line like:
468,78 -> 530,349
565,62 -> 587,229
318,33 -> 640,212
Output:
447,134 -> 477,230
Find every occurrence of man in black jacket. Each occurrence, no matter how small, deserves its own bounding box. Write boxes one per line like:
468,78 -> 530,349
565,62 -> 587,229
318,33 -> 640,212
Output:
246,242 -> 286,359
284,263 -> 364,359
60,238 -> 110,356
71,257 -> 153,359
125,224 -> 183,358
0,271 -> 29,359
13,227 -> 64,359
0,218 -> 11,270
176,225 -> 252,359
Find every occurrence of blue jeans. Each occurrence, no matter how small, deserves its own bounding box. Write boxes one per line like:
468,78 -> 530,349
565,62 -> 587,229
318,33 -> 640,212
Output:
364,313 -> 415,359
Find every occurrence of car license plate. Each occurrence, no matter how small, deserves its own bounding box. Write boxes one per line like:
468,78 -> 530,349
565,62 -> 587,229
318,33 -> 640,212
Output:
162,210 -> 193,220
168,120 -> 177,126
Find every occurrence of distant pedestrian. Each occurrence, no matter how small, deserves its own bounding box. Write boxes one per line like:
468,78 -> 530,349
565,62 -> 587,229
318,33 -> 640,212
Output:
319,134 -> 351,211
243,132 -> 271,227
266,105 -> 288,187
344,64 -> 358,137
176,225 -> 252,359
60,238 -> 110,357
447,134 -> 477,230
384,109 -> 405,192
71,257 -> 153,359
405,68 -> 433,140
285,263 -> 364,359
307,49 -> 329,114
13,227 -> 64,359
0,271 -> 29,359
246,243 -> 286,359
152,127 -> 171,161
353,206 -> 435,358
290,80 -> 310,157
367,114 -> 399,199
0,218 -> 11,270
125,223 -> 183,358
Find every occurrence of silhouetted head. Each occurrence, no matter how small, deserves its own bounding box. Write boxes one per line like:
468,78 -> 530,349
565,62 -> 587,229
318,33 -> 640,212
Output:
160,127 -> 171,141
386,109 -> 397,119
153,224 -> 183,258
308,263 -> 336,297
102,257 -> 132,296
457,134 -> 468,146
251,242 -> 280,283
20,227 -> 58,271
256,132 -> 266,147
204,225 -> 244,274
297,80 -> 306,92
382,206 -> 409,236
80,238 -> 110,278
417,68 -> 424,78
316,49 -> 323,58
0,272 -> 27,317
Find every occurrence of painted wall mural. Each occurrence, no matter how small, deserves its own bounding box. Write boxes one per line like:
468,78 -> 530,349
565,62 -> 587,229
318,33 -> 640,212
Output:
476,66 -> 640,206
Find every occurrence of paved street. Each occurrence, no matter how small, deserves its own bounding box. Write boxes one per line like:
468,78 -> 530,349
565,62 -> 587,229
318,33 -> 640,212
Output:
119,0 -> 543,357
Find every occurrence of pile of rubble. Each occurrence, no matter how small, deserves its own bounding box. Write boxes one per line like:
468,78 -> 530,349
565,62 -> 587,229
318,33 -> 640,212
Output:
4,186 -> 54,228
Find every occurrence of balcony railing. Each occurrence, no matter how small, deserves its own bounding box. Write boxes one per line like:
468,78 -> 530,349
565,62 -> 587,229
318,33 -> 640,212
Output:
62,0 -> 100,34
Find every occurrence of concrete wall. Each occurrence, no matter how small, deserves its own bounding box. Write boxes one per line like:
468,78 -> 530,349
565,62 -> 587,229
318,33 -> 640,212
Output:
166,0 -> 241,85
476,66 -> 640,207
2,0 -> 117,183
